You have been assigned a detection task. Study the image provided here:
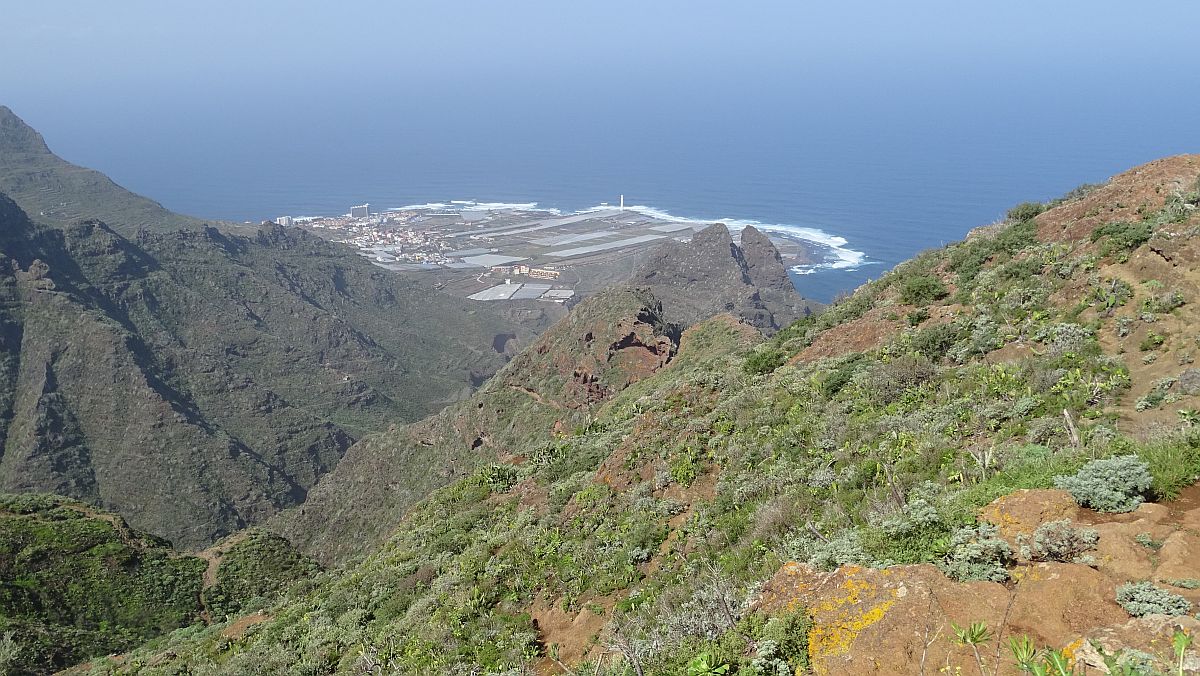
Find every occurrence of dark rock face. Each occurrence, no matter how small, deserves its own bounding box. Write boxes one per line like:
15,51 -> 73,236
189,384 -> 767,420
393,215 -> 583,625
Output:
629,223 -> 816,333
0,193 -> 526,550
740,225 -> 794,293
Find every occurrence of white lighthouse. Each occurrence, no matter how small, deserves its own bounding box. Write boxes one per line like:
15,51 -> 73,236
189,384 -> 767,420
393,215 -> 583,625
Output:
619,194 -> 624,211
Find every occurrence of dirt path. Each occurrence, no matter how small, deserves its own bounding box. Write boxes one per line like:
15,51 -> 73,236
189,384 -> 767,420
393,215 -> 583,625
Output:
509,384 -> 565,410
193,531 -> 251,622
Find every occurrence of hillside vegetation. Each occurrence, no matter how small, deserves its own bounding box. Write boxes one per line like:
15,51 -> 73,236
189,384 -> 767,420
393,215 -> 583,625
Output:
69,156 -> 1200,675
0,495 -> 315,675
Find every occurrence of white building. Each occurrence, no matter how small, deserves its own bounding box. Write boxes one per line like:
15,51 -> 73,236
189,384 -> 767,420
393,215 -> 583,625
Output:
275,216 -> 294,226
350,204 -> 371,218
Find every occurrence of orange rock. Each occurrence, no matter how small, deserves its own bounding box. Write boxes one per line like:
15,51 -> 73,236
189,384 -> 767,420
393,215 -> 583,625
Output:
755,561 -> 1125,676
1092,522 -> 1158,582
980,489 -> 1080,542
1155,531 -> 1200,593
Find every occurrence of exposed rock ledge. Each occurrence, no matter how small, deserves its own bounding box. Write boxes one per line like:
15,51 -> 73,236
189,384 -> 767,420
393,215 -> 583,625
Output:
756,488 -> 1200,675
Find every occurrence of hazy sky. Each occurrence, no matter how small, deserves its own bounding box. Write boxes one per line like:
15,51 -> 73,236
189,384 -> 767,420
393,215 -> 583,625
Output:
3,1 -> 1199,231
6,1 -> 1199,112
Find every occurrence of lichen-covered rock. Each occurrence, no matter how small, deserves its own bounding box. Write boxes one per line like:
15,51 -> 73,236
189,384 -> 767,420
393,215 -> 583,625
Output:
754,561 -> 1125,676
980,489 -> 1080,542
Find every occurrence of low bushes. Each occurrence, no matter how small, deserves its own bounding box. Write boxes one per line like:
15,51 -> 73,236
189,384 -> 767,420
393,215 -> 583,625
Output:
898,275 -> 950,307
1054,455 -> 1152,512
1115,581 -> 1191,617
940,523 -> 1012,582
1017,519 -> 1098,564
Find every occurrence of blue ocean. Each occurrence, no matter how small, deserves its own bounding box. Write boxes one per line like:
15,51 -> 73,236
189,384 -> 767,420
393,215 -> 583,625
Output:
28,70 -> 1199,303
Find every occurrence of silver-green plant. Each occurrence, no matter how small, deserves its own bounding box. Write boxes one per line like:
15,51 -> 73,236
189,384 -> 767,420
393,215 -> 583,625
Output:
1054,455 -> 1151,512
1017,519 -> 1098,564
940,523 -> 1012,582
1115,581 -> 1192,617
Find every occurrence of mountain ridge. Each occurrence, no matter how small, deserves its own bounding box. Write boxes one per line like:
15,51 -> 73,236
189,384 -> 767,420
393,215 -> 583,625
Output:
0,191 -> 530,550
0,106 -> 214,233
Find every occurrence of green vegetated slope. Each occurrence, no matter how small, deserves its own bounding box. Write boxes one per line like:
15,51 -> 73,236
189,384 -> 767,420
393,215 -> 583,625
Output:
271,285 -> 682,566
66,156 -> 1200,675
273,223 -> 812,567
0,192 -> 527,550
0,106 -> 212,233
199,528 -> 321,621
0,495 -> 316,675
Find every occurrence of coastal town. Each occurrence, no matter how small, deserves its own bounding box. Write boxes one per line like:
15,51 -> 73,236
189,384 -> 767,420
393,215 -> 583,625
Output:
276,201 -> 819,304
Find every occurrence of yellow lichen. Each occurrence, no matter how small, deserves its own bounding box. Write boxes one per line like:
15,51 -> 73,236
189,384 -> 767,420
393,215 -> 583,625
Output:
1063,637 -> 1084,665
806,571 -> 899,675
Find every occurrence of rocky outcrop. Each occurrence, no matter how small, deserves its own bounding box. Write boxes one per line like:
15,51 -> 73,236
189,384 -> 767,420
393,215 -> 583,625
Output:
757,488 -> 1200,675
629,223 -> 816,333
757,562 -> 1127,676
1181,369 -> 1200,396
740,225 -> 795,294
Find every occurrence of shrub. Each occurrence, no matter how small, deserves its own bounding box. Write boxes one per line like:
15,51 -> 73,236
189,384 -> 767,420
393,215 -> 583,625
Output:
911,322 -> 963,361
480,464 -> 518,492
1091,221 -> 1153,253
670,449 -> 701,487
1088,278 -> 1133,312
1134,532 -> 1163,550
1053,455 -> 1152,512
820,353 -> 869,398
744,347 -> 786,376
940,523 -> 1012,582
1115,581 -> 1191,617
807,531 -> 874,571
863,354 -> 936,404
1139,332 -> 1166,351
1007,202 -> 1046,222
899,275 -> 949,306
1136,435 -> 1200,500
906,308 -> 930,326
1040,322 -> 1094,357
1017,520 -> 1098,564
754,610 -> 811,674
1143,290 -> 1186,314
1165,579 -> 1200,590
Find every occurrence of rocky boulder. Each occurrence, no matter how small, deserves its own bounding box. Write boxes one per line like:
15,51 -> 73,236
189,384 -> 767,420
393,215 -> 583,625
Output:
755,562 -> 1126,676
629,223 -> 816,333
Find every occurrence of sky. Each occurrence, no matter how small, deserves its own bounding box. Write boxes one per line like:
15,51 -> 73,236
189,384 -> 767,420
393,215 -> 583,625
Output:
7,1 -> 1200,124
2,1 -> 1199,228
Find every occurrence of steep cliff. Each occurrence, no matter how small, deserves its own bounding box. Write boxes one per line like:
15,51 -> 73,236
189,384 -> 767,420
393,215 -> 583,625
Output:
630,223 -> 816,332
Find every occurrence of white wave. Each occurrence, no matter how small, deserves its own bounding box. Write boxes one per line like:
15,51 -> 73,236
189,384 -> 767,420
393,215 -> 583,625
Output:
571,202 -> 869,273
388,200 -> 553,213
461,201 -> 548,212
388,202 -> 452,211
